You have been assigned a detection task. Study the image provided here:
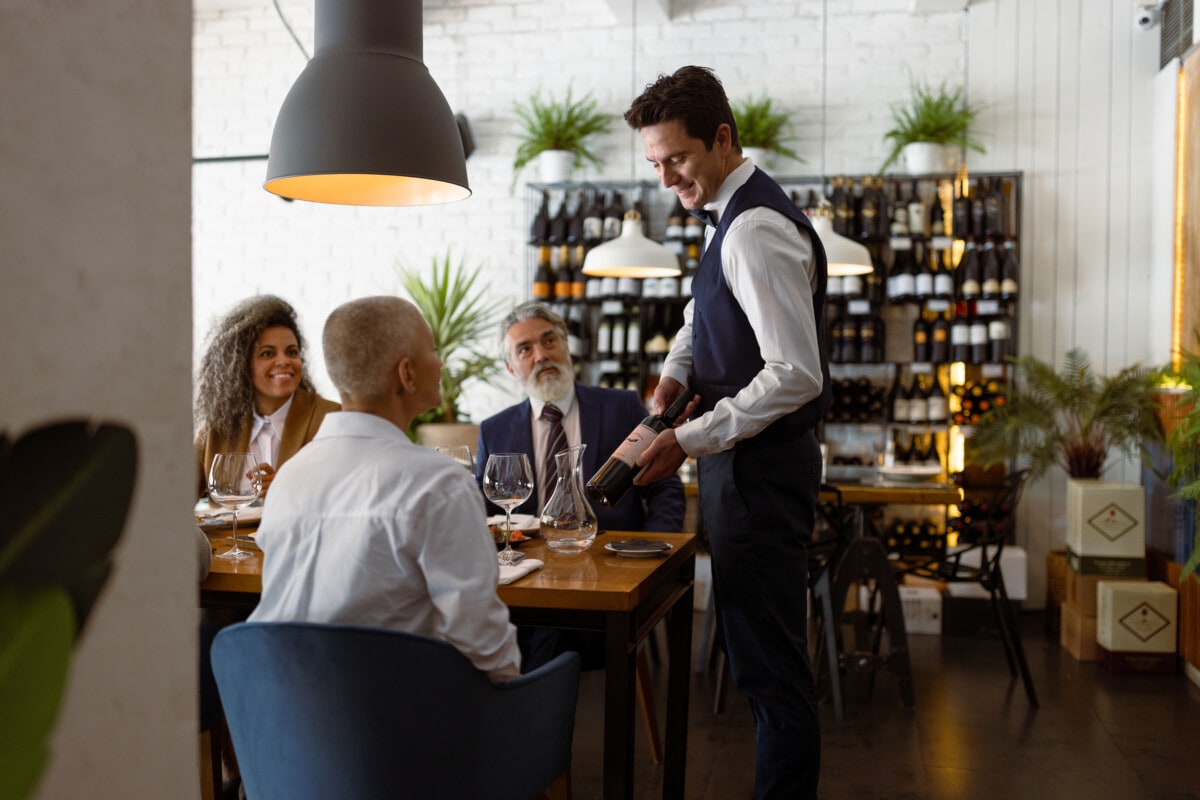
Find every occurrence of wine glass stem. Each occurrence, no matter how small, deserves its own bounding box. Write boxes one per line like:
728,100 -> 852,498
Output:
230,511 -> 240,554
504,507 -> 514,558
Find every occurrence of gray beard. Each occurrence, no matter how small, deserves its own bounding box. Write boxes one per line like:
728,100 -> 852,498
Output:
523,361 -> 573,403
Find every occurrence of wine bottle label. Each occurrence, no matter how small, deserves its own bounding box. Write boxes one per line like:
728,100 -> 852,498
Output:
934,274 -> 955,297
960,278 -> 981,296
893,274 -> 915,296
969,322 -> 988,345
843,275 -> 863,296
641,278 -> 660,298
611,423 -> 658,469
951,324 -> 970,345
981,278 -> 1000,296
600,277 -> 619,297
1000,278 -> 1019,295
617,277 -> 639,297
927,396 -> 948,421
914,274 -> 933,296
988,319 -> 1010,339
827,276 -> 844,296
658,276 -> 679,297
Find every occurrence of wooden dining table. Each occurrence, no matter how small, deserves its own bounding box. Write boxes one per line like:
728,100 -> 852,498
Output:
200,526 -> 697,800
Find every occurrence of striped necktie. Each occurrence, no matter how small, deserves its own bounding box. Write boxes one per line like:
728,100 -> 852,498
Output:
541,403 -> 567,486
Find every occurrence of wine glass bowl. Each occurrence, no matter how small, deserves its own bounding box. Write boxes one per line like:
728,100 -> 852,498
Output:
208,452 -> 262,561
482,453 -> 534,566
435,445 -> 475,473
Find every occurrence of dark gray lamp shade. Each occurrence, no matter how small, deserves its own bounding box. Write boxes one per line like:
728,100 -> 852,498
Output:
264,0 -> 471,206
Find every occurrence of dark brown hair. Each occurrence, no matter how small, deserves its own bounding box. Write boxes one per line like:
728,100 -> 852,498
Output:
623,65 -> 740,151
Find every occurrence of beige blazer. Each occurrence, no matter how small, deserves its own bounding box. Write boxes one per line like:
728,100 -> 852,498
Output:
195,388 -> 340,497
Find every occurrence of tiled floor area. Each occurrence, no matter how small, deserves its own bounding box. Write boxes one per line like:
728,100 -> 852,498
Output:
567,611 -> 1200,800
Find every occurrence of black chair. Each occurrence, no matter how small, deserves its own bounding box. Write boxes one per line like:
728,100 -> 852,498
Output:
212,622 -> 581,800
890,469 -> 1038,706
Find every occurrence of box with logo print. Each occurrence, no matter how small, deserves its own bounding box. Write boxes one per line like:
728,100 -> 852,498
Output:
1065,480 -> 1146,576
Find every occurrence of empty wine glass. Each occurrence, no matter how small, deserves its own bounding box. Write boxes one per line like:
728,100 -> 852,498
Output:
435,445 -> 475,473
208,452 -> 262,561
482,453 -> 534,566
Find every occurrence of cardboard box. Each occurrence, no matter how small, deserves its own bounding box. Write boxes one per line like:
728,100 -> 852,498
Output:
944,546 -> 1027,601
1065,570 -> 1143,617
898,585 -> 942,635
1066,480 -> 1146,574
1097,580 -> 1177,654
1060,601 -> 1100,661
1098,646 -> 1177,675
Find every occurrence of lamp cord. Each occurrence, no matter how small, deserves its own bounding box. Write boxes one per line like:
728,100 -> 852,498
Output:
274,0 -> 311,61
820,0 -> 828,201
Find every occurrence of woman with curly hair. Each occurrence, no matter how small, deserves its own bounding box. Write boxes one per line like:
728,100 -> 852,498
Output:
194,295 -> 339,498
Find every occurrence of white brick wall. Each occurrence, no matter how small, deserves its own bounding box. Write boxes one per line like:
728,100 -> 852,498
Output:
192,0 -> 966,420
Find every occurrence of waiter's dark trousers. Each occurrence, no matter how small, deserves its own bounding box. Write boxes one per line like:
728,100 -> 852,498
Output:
699,430 -> 822,799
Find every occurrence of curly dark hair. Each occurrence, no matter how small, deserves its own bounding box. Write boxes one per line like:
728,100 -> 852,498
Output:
623,65 -> 739,151
194,295 -> 315,442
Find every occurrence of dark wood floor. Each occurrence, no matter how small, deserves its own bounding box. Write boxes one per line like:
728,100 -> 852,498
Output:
567,610 -> 1200,800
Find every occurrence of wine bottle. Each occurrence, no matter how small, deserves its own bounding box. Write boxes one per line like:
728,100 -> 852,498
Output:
530,190 -> 551,245
932,247 -> 955,300
582,189 -> 605,248
912,241 -> 933,301
907,180 -> 927,239
930,311 -> 951,364
988,317 -> 1011,363
890,371 -> 910,424
958,238 -> 981,300
985,178 -> 1007,238
969,315 -> 988,365
586,386 -> 696,508
887,245 -> 916,304
839,315 -> 860,363
927,375 -> 949,423
908,375 -> 929,424
929,190 -> 946,237
970,179 -> 986,238
912,313 -> 931,363
858,175 -> 881,241
859,313 -> 880,364
950,314 -> 970,363
831,176 -> 853,236
1000,238 -> 1020,300
603,192 -> 624,241
952,181 -> 971,239
532,247 -> 554,302
980,240 -> 1001,300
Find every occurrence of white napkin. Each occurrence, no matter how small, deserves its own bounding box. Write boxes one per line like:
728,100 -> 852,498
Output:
498,558 -> 543,585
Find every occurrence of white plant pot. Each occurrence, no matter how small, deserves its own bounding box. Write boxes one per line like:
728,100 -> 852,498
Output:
537,149 -> 575,184
901,142 -> 956,175
743,146 -> 772,172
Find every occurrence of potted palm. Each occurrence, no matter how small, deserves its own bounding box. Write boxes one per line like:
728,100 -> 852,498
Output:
398,252 -> 508,445
512,87 -> 612,188
879,78 -> 986,175
968,348 -> 1162,481
731,94 -> 803,172
969,348 -> 1163,569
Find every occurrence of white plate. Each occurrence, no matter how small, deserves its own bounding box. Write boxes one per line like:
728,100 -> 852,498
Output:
876,465 -> 943,483
195,498 -> 264,527
604,541 -> 673,558
486,513 -> 540,532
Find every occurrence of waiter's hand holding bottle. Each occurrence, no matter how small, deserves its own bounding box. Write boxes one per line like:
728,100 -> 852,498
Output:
634,376 -> 699,485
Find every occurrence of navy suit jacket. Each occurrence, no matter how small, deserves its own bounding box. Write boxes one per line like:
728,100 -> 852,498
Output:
476,383 -> 685,533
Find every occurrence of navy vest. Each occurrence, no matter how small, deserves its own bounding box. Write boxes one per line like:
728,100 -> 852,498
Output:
691,167 -> 832,445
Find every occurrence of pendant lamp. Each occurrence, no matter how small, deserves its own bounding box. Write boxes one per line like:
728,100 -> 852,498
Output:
817,0 -> 873,277
581,0 -> 681,279
264,0 -> 471,206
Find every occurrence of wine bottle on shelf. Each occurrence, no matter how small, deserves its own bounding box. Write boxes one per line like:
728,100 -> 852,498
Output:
530,190 -> 551,245
932,246 -> 955,300
625,314 -> 642,357
839,315 -> 860,364
603,192 -> 625,241
571,258 -> 588,303
968,314 -> 989,365
683,209 -> 705,246
586,384 -> 696,508
912,312 -> 931,363
681,242 -> 700,297
908,375 -> 929,424
980,240 -> 1001,300
889,370 -> 909,423
859,313 -> 881,364
985,178 -> 1007,239
970,179 -> 987,239
827,309 -> 845,366
610,315 -> 627,360
548,192 -> 569,248
988,316 -> 1012,363
831,176 -> 854,236
532,247 -> 554,302
582,189 -> 605,248
913,241 -> 933,301
858,175 -> 881,241
929,189 -> 946,237
952,181 -> 971,239
907,180 -> 927,239
566,304 -> 586,360
958,238 -> 981,301
927,374 -> 949,423
1000,238 -> 1020,300
594,316 -> 613,359
929,311 -> 951,364
887,245 -> 916,304
950,313 -> 970,363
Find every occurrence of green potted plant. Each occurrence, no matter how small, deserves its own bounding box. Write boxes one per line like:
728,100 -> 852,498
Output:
968,348 -> 1162,482
879,78 -> 986,175
512,87 -> 612,187
398,252 -> 509,443
731,94 -> 803,170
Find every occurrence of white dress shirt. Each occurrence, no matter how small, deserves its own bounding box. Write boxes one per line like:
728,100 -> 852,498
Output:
662,158 -> 825,457
528,383 -> 580,507
249,393 -> 292,468
250,411 -> 522,683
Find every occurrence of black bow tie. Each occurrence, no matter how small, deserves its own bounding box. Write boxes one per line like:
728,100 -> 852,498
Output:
689,208 -> 718,227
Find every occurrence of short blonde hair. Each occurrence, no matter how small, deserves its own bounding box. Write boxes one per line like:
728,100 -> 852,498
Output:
323,296 -> 426,403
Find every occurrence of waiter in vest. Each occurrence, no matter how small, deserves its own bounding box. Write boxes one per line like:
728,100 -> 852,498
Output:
625,66 -> 831,800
